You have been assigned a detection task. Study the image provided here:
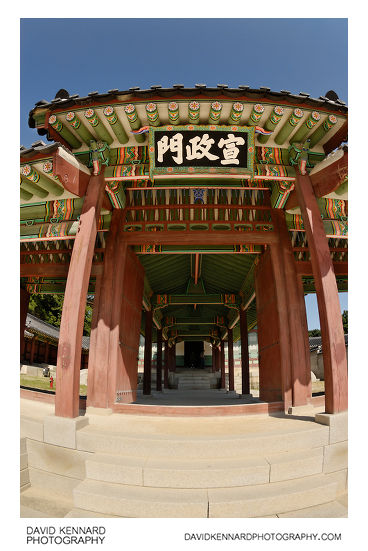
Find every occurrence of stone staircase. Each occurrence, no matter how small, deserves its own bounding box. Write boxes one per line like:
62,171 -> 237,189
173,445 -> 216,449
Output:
20,399 -> 348,518
171,368 -> 220,390
70,413 -> 347,518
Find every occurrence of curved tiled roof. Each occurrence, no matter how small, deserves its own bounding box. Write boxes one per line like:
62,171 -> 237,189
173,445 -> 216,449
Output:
28,85 -> 348,132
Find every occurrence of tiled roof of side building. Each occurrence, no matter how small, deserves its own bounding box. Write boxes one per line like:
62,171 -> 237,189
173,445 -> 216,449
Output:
309,334 -> 347,351
25,313 -> 90,350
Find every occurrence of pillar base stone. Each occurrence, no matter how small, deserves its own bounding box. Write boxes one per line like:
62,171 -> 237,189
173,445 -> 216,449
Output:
288,404 -> 315,416
44,415 -> 89,449
86,407 -> 113,416
315,411 -> 348,444
226,390 -> 238,396
240,393 -> 253,399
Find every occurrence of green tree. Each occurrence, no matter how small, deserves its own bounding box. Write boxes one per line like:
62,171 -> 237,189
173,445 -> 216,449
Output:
28,294 -> 93,336
308,329 -> 321,337
28,294 -> 64,328
342,310 -> 348,334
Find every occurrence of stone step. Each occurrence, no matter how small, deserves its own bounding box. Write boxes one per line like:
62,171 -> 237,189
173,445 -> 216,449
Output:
277,497 -> 348,518
73,473 -> 339,518
64,508 -> 121,518
77,423 -> 329,459
207,474 -> 339,517
20,487 -> 73,518
85,446 -> 325,489
73,479 -> 209,517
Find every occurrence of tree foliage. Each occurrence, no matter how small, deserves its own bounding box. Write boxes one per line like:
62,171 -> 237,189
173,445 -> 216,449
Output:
28,294 -> 92,336
308,329 -> 321,337
342,310 -> 348,334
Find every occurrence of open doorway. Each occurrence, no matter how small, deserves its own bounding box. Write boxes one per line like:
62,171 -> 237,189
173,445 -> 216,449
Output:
184,341 -> 204,369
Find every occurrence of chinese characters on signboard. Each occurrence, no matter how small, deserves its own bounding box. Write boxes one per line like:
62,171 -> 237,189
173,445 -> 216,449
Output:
149,126 -> 254,178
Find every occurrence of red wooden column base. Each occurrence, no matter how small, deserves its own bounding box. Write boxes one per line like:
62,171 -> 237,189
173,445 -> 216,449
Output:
295,171 -> 348,413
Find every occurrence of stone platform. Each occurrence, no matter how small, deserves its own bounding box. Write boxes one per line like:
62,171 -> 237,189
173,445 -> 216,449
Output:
20,396 -> 347,518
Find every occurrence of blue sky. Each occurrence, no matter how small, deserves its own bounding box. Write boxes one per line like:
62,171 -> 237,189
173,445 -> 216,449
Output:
20,18 -> 348,328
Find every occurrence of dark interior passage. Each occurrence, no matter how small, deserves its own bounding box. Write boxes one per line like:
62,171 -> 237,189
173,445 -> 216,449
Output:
184,341 -> 204,369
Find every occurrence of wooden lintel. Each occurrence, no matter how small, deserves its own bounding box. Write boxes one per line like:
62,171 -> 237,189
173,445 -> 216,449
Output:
296,261 -> 348,276
285,150 -> 348,209
20,262 -> 103,278
121,231 -> 278,246
53,149 -> 90,197
323,120 -> 348,155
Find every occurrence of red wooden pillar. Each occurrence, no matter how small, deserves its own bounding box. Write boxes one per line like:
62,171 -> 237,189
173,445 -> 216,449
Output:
45,342 -> 50,364
239,308 -> 250,395
107,245 -> 144,406
156,328 -> 163,391
272,209 -> 312,406
212,345 -> 216,372
169,344 -> 176,372
87,211 -> 123,409
294,171 -> 348,413
228,328 -> 235,391
164,340 -> 169,388
143,310 -> 153,395
30,337 -> 36,365
256,248 -> 289,404
20,288 -> 30,361
55,170 -> 106,418
220,340 -> 226,389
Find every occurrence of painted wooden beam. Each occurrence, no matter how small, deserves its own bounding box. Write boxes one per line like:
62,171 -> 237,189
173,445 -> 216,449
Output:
145,103 -> 161,127
20,187 -> 33,201
65,111 -> 95,146
247,104 -> 265,127
168,102 -> 180,125
188,101 -> 200,124
103,106 -> 129,143
257,106 -> 285,144
84,109 -> 113,145
20,180 -> 49,199
48,114 -> 82,149
308,115 -> 338,149
153,293 -> 241,307
274,109 -> 304,145
208,101 -> 222,125
227,102 -> 244,125
290,111 -> 321,144
21,164 -> 64,196
294,170 -> 348,413
121,230 -> 279,246
20,262 -> 103,277
124,104 -> 145,144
